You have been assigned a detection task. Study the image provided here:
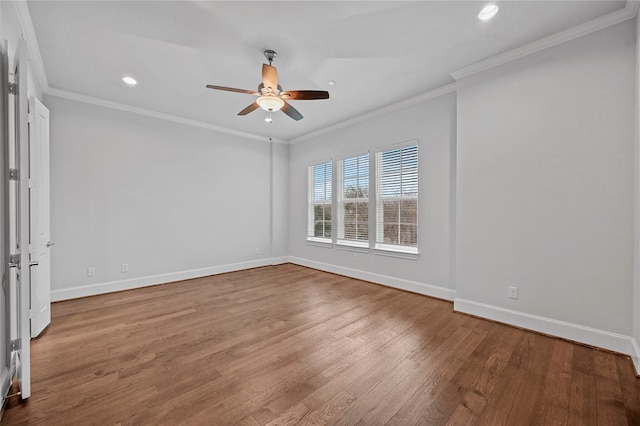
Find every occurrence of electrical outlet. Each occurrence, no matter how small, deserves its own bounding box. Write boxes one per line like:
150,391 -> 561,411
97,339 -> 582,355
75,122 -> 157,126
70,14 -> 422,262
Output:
508,286 -> 518,299
255,248 -> 260,256
121,263 -> 129,273
87,267 -> 96,277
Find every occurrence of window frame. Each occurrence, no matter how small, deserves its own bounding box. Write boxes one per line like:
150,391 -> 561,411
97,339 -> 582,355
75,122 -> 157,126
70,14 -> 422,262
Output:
373,140 -> 419,259
307,159 -> 333,246
336,152 -> 370,250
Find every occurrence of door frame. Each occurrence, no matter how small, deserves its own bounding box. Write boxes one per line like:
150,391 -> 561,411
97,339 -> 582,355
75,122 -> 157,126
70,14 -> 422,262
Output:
0,38 -> 11,407
14,38 -> 30,400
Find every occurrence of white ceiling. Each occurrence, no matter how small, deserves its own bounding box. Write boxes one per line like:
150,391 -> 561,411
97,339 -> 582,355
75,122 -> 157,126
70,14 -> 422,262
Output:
27,1 -> 628,141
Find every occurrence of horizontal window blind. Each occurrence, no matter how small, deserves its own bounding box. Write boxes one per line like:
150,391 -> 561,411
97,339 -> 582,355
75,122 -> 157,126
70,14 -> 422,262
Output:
337,154 -> 369,243
375,144 -> 418,249
308,161 -> 332,240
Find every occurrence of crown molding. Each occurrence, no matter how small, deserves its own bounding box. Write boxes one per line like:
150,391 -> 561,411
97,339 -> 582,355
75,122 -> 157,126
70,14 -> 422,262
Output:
12,0 -> 49,92
45,87 -> 288,144
451,2 -> 638,81
290,82 -> 456,145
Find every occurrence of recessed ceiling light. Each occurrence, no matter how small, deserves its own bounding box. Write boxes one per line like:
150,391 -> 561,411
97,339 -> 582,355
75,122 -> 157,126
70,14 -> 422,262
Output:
478,4 -> 499,21
122,76 -> 137,86
328,80 -> 336,86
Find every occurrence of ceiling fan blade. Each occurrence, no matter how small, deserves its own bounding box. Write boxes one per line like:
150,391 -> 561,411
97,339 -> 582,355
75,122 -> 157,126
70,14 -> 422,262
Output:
206,85 -> 258,95
282,90 -> 330,100
262,64 -> 279,91
238,102 -> 260,116
281,101 -> 303,121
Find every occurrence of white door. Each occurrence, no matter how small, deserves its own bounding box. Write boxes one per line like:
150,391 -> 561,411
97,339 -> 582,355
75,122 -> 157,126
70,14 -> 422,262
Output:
28,97 -> 51,338
10,39 -> 30,400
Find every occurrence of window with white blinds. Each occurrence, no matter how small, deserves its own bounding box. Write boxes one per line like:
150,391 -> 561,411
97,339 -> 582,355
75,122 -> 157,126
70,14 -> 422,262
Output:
307,161 -> 332,241
337,154 -> 369,246
375,143 -> 418,253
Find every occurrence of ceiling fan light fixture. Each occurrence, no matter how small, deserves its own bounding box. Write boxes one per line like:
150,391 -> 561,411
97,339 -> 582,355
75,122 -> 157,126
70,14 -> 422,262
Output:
256,96 -> 284,111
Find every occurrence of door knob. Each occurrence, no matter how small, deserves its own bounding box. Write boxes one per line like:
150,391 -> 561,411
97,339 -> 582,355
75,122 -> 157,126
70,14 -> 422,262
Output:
46,241 -> 54,247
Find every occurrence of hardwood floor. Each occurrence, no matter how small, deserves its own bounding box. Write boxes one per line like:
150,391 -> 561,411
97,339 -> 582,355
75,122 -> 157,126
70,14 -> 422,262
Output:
2,264 -> 639,425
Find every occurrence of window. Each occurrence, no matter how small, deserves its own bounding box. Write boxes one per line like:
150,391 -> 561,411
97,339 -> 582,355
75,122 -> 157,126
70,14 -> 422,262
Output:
375,143 -> 418,253
337,154 -> 369,247
307,161 -> 332,242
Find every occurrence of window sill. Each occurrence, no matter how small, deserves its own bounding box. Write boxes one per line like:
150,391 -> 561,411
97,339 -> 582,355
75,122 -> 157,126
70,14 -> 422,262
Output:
373,244 -> 419,260
306,237 -> 333,248
336,240 -> 370,253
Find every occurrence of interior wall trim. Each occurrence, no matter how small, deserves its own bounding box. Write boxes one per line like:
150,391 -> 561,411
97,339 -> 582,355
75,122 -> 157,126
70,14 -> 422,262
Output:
270,256 -> 289,265
50,258 -> 282,302
288,256 -> 456,301
289,83 -> 457,145
44,88 -> 288,145
451,2 -> 638,81
454,298 -> 636,358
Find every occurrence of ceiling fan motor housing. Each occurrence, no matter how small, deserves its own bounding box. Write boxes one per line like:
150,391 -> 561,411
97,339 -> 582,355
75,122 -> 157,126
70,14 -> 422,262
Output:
264,50 -> 277,64
258,83 -> 282,96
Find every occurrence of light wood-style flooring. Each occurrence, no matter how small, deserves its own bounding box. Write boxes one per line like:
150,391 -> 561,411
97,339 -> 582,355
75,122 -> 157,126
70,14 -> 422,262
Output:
2,264 -> 639,425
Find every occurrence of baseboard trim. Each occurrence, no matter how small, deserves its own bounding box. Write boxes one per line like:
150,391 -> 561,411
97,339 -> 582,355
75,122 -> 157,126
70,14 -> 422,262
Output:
454,298 -> 635,357
51,258 -> 279,302
270,256 -> 289,265
631,338 -> 640,376
288,256 -> 455,301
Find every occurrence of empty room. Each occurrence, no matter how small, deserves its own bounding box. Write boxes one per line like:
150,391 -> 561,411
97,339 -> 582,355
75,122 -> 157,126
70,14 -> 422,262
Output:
1,0 -> 640,424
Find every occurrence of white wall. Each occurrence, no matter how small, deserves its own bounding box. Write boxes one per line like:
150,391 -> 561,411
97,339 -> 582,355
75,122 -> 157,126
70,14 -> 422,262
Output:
46,96 -> 287,300
288,93 -> 456,300
271,141 -> 289,260
455,20 -> 635,353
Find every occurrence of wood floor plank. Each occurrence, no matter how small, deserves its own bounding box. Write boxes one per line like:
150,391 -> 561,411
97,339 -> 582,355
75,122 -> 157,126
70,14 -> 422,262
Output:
446,324 -> 524,424
534,339 -> 574,425
2,264 -> 639,425
358,324 -> 478,424
330,357 -> 419,426
616,354 -> 640,424
568,349 -> 598,426
594,366 -> 628,425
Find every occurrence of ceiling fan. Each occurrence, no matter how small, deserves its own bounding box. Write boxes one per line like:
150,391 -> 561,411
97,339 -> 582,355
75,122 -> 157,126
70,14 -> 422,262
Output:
206,50 -> 329,121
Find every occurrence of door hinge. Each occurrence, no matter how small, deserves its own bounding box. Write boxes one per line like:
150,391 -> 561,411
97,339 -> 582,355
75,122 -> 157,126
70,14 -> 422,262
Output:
10,339 -> 20,351
9,168 -> 18,180
27,113 -> 34,124
9,253 -> 20,266
8,82 -> 17,95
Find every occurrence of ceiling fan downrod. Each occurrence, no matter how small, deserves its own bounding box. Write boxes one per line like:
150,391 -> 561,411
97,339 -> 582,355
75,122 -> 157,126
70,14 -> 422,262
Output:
264,49 -> 277,66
